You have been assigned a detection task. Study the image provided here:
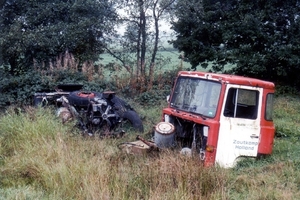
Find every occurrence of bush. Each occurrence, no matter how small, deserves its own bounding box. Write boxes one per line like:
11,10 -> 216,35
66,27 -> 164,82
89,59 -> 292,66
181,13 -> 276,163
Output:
135,89 -> 170,106
0,71 -> 50,107
0,68 -> 110,107
0,63 -> 179,108
275,85 -> 299,96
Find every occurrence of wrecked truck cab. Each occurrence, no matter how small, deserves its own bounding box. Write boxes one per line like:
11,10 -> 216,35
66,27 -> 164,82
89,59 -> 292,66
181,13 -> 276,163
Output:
161,71 -> 275,168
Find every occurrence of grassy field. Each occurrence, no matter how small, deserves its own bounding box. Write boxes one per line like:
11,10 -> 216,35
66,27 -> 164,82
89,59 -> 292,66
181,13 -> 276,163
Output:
0,93 -> 300,199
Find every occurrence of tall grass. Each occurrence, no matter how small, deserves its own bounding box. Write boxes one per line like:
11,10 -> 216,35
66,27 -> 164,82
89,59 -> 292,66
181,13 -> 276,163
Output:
1,95 -> 300,199
273,95 -> 300,137
0,106 -> 227,199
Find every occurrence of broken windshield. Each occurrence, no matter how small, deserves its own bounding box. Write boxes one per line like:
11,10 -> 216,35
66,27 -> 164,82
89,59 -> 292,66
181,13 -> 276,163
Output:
170,77 -> 221,118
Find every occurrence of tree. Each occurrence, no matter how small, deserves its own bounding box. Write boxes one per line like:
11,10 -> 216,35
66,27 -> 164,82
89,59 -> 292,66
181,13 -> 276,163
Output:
0,0 -> 117,74
106,0 -> 175,91
171,0 -> 300,86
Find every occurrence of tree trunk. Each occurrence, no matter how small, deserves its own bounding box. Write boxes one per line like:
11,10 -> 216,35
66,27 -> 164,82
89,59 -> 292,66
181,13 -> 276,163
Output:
8,56 -> 18,75
148,1 -> 160,90
140,0 -> 147,78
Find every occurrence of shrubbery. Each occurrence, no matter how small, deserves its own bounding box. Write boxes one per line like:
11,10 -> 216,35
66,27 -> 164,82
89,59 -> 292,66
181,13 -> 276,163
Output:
0,65 -> 180,109
0,70 -> 50,107
2,62 -> 300,111
0,49 -> 181,108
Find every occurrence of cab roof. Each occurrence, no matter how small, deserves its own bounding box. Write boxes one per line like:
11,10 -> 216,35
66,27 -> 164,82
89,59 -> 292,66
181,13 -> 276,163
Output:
178,71 -> 275,90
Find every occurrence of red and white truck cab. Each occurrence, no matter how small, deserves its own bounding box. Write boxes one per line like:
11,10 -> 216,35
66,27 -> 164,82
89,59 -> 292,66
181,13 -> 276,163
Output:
161,71 -> 275,168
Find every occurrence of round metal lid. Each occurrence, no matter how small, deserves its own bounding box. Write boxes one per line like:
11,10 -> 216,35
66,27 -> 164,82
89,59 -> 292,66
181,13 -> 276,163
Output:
155,122 -> 175,135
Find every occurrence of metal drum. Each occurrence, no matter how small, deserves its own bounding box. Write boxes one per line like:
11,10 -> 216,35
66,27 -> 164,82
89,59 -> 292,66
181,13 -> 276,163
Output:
154,122 -> 175,148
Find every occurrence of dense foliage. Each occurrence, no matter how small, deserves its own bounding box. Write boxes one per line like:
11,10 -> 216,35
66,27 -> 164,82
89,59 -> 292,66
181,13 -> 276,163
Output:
0,68 -> 110,108
0,65 -> 176,108
171,0 -> 300,87
0,0 -> 117,74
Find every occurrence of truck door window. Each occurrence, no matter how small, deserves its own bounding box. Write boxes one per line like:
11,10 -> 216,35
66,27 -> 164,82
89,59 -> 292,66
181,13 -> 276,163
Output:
224,88 -> 259,119
170,77 -> 221,117
265,93 -> 274,121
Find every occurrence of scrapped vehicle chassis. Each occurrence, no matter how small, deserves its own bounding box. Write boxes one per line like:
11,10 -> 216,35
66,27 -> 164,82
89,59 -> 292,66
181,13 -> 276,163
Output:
34,84 -> 143,137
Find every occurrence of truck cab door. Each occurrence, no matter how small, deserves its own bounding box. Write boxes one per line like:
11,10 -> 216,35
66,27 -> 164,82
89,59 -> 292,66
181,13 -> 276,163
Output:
215,85 -> 262,168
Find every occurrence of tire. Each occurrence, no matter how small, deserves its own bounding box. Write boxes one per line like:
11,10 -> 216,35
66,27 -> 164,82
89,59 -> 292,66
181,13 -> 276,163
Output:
68,91 -> 102,108
122,110 -> 144,132
111,96 -> 134,116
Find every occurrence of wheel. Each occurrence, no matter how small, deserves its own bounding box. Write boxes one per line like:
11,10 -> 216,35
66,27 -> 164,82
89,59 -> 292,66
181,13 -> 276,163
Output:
122,110 -> 144,132
68,91 -> 102,108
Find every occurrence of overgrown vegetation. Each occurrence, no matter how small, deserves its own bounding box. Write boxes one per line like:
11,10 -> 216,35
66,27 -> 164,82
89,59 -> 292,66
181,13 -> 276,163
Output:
0,89 -> 300,199
0,50 -> 178,109
1,0 -> 300,197
0,40 -> 300,199
0,57 -> 300,199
